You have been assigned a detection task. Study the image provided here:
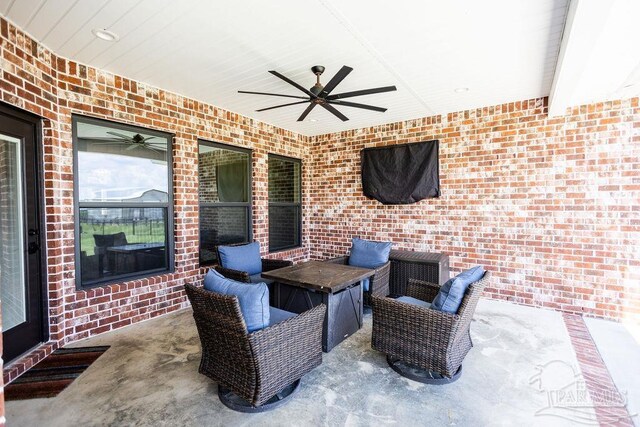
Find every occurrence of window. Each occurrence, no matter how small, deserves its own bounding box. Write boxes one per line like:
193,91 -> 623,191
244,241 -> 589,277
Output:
268,155 -> 301,252
73,116 -> 174,288
198,141 -> 251,264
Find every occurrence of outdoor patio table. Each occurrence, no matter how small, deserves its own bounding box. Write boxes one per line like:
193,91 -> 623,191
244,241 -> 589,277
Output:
106,242 -> 165,272
262,260 -> 373,352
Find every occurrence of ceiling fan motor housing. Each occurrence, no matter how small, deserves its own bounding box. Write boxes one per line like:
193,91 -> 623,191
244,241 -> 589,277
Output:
310,85 -> 324,96
310,65 -> 325,95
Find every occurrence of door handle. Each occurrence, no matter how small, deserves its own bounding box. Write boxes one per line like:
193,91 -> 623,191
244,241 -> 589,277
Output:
28,242 -> 40,254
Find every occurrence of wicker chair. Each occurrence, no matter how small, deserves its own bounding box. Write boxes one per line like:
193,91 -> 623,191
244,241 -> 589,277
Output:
325,256 -> 390,306
214,243 -> 292,283
185,283 -> 325,411
371,271 -> 489,384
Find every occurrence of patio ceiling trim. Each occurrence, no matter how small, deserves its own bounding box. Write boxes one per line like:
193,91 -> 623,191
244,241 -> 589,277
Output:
549,0 -> 640,116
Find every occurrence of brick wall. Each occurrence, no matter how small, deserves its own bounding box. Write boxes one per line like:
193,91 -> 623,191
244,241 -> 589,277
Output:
0,17 -> 309,396
309,97 -> 640,321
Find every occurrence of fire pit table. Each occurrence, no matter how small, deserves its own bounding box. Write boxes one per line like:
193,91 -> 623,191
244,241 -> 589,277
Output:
262,260 -> 373,352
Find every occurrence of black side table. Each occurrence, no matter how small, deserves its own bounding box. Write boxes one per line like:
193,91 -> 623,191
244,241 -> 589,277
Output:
389,250 -> 450,296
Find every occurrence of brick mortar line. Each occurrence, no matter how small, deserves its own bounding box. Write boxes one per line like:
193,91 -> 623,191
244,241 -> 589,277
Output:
563,313 -> 635,426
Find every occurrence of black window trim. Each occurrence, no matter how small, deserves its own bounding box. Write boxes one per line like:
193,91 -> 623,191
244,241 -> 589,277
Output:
72,114 -> 175,289
268,153 -> 302,253
197,139 -> 253,266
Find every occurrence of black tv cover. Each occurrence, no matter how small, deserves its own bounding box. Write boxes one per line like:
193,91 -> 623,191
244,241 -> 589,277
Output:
361,140 -> 439,205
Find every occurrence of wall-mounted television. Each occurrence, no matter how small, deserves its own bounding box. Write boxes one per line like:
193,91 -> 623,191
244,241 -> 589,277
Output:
361,140 -> 439,205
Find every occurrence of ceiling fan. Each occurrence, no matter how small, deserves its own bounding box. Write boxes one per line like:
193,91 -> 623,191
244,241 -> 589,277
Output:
85,131 -> 166,154
239,65 -> 397,122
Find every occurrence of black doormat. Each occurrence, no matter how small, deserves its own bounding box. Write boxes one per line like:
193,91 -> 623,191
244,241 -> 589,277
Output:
4,346 -> 110,401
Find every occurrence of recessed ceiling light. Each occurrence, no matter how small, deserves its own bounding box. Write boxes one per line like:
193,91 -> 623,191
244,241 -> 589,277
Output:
454,87 -> 469,93
92,29 -> 119,42
310,119 -> 318,122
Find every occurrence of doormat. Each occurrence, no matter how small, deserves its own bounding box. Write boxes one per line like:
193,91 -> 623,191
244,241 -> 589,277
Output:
4,346 -> 110,401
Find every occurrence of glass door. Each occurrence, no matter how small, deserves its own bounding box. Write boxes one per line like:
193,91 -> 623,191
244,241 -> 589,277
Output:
0,133 -> 27,331
0,106 -> 46,363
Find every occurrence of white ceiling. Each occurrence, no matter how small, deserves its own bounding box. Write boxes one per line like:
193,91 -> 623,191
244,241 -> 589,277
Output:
0,0 -> 572,135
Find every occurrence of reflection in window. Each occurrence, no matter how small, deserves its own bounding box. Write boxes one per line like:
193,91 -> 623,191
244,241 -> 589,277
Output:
74,116 -> 173,287
268,155 -> 301,252
198,141 -> 251,264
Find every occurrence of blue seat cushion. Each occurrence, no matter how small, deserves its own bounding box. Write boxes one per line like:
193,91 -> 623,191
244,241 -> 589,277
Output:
249,273 -> 273,285
203,269 -> 269,332
348,237 -> 392,270
432,266 -> 485,314
218,242 -> 262,276
396,295 -> 431,309
362,277 -> 370,292
268,307 -> 296,327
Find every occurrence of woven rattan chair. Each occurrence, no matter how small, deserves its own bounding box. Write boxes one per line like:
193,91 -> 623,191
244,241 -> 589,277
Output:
325,256 -> 390,306
185,283 -> 325,411
214,242 -> 292,283
371,271 -> 489,384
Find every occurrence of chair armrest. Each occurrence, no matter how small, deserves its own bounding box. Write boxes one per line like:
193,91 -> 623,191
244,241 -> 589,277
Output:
214,266 -> 251,283
369,261 -> 391,298
261,258 -> 293,272
405,278 -> 441,303
249,304 -> 326,403
325,256 -> 348,265
371,295 -> 459,353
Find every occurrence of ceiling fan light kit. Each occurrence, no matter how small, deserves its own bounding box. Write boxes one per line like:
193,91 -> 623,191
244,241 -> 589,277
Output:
239,65 -> 397,122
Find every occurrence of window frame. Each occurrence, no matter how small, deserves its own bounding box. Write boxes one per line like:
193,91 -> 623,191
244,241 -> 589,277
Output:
268,153 -> 302,253
197,140 -> 253,266
72,115 -> 175,289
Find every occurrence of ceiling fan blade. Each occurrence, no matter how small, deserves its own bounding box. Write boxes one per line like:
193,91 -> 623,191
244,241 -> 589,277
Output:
141,136 -> 156,142
326,85 -> 397,100
320,66 -> 353,97
320,103 -> 348,121
297,103 -> 317,122
328,100 -> 387,112
79,136 -> 127,141
145,145 -> 165,154
269,70 -> 317,98
106,131 -> 132,139
83,139 -> 126,143
256,100 -> 309,112
126,144 -> 138,151
238,90 -> 309,100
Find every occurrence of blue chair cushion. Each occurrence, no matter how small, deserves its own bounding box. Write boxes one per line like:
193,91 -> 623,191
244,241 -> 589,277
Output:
268,307 -> 296,327
362,277 -> 370,292
218,242 -> 262,276
396,295 -> 431,309
203,269 -> 269,332
348,237 -> 392,270
432,266 -> 485,314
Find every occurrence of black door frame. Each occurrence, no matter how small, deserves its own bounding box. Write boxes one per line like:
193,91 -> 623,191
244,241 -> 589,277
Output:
0,101 -> 48,363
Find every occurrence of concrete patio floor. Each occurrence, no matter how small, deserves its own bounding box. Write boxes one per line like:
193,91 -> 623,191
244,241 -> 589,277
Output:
6,299 -> 638,426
